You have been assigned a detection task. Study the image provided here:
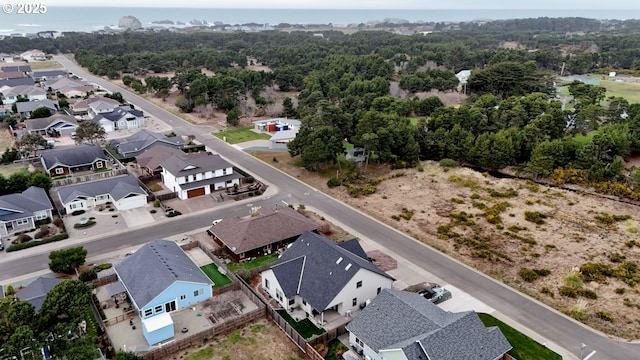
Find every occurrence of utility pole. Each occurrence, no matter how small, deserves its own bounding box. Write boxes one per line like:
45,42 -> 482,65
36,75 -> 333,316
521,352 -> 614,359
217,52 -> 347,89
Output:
560,62 -> 566,77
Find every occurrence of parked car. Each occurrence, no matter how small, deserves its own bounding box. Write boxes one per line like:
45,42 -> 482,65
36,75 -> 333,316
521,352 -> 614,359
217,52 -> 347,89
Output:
212,219 -> 223,225
405,282 -> 452,304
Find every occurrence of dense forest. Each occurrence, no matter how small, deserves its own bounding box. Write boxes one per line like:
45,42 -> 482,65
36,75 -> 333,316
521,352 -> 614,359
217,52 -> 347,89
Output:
4,17 -> 640,197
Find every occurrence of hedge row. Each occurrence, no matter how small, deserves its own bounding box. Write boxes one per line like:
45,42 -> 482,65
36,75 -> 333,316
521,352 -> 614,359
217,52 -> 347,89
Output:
6,233 -> 69,252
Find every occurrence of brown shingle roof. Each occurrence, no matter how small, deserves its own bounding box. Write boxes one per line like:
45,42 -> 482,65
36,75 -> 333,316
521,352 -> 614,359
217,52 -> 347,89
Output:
135,145 -> 185,172
209,207 -> 319,254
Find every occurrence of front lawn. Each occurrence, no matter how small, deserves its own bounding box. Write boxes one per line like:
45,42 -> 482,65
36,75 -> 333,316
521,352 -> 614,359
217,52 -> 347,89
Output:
0,164 -> 28,177
200,264 -> 232,288
276,309 -> 325,339
478,313 -> 562,360
227,254 -> 278,273
214,127 -> 271,144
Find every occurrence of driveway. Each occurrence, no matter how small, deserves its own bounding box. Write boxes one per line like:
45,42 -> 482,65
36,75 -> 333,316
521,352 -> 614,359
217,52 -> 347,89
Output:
121,207 -> 155,228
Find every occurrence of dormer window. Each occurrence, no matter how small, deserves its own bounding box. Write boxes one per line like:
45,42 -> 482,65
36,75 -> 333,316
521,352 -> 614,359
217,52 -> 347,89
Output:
336,257 -> 343,264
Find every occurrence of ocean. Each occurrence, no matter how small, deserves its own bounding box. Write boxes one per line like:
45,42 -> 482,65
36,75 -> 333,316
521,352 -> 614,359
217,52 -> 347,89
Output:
1,7 -> 640,36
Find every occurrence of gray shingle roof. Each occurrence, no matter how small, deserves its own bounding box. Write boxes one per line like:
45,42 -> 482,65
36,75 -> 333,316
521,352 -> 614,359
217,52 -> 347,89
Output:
93,105 -> 144,123
25,114 -> 77,132
15,277 -> 62,312
0,186 -> 53,222
208,207 -> 319,255
56,174 -> 146,204
2,84 -> 43,97
1,65 -> 31,72
0,77 -> 35,88
111,129 -> 184,157
31,70 -> 68,79
70,96 -> 120,112
136,145 -> 186,172
347,289 -> 512,360
269,231 -> 394,312
16,99 -> 58,114
160,152 -> 233,177
40,144 -> 107,170
114,239 -> 212,309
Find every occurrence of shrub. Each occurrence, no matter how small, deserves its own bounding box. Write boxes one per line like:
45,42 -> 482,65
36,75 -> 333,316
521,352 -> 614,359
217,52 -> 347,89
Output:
14,233 -> 32,244
6,233 -> 69,252
534,268 -> 551,276
254,190 -> 262,196
596,311 -> 615,322
609,252 -> 626,263
439,158 -> 458,169
327,177 -> 341,188
416,163 -> 424,172
95,263 -> 112,271
615,288 -> 626,294
79,268 -> 98,282
579,289 -> 598,299
5,284 -> 14,295
74,220 -> 96,229
540,287 -> 554,297
34,227 -> 49,239
580,262 -> 613,283
564,272 -> 584,288
153,199 -> 161,208
518,268 -> 540,282
524,211 -> 547,224
71,210 -> 86,216
559,286 -> 578,298
246,176 -> 255,184
488,188 -> 518,198
35,217 -> 52,226
150,209 -> 157,214
53,217 -> 64,228
450,197 -> 464,204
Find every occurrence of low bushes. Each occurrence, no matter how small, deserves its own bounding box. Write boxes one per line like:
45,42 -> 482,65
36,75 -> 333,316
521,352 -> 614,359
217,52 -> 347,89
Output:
71,210 -> 86,216
518,267 -> 551,282
6,233 -> 69,252
73,220 -> 96,229
524,211 -> 547,225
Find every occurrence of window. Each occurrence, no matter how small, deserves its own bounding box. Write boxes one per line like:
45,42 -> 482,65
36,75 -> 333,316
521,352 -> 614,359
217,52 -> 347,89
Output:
16,219 -> 28,226
55,168 -> 64,174
180,294 -> 186,300
222,168 -> 227,175
352,298 -> 357,307
377,287 -> 382,295
144,309 -> 152,317
194,289 -> 204,297
154,305 -> 163,313
276,289 -> 283,302
356,337 -> 364,347
264,279 -> 270,289
70,202 -> 81,209
35,213 -> 48,220
356,281 -> 362,288
96,161 -> 103,169
288,298 -> 295,306
302,299 -> 306,305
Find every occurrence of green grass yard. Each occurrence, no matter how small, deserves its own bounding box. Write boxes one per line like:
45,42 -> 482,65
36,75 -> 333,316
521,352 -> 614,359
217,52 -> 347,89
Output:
276,309 -> 325,339
0,164 -> 28,177
478,313 -> 562,360
214,127 -> 271,144
226,254 -> 279,273
200,264 -> 232,288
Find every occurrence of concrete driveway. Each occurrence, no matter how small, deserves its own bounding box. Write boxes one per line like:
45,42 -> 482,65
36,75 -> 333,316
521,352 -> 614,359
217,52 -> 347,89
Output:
121,207 -> 155,228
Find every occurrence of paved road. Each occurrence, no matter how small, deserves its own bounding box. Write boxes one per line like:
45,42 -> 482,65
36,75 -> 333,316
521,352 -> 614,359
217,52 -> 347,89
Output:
3,55 -> 637,359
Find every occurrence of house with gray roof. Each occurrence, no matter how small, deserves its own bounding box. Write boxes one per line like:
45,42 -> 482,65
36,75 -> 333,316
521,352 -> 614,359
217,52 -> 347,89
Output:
0,186 -> 53,236
69,96 -> 120,117
261,231 -> 394,326
0,77 -> 35,90
16,98 -> 58,118
54,174 -> 147,213
161,152 -> 240,199
111,129 -> 185,158
1,84 -> 46,104
136,146 -> 186,175
25,113 -> 77,137
114,239 -> 213,345
40,144 -> 109,178
93,105 -> 145,132
1,65 -> 31,73
30,69 -> 68,82
346,288 -> 512,360
15,277 -> 62,312
207,206 -> 319,262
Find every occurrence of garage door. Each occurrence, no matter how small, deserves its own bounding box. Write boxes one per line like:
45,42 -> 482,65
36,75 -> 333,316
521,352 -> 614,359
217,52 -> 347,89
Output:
187,187 -> 206,198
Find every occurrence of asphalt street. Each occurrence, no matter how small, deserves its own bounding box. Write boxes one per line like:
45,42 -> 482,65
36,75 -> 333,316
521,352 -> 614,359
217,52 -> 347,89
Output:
1,55 -> 636,359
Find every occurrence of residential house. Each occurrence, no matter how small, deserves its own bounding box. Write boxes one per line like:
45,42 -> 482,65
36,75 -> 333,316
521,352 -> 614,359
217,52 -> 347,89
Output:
0,77 -> 35,89
270,128 -> 299,150
207,206 -> 319,262
114,239 -> 213,345
0,53 -> 11,62
31,69 -> 68,82
0,71 -> 26,80
1,65 -> 31,73
45,78 -> 95,98
15,277 -> 62,312
40,144 -> 109,177
93,105 -> 145,132
261,231 -> 395,325
1,85 -> 46,104
136,146 -> 186,176
16,99 -> 58,118
0,186 -> 54,237
25,113 -> 78,137
160,152 -> 240,199
54,174 -> 147,213
253,118 -> 301,133
346,288 -> 512,360
20,49 -> 46,62
68,96 -> 120,117
111,129 -> 185,158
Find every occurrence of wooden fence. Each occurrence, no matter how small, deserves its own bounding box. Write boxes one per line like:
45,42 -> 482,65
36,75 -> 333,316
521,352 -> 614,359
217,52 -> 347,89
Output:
142,307 -> 266,360
104,311 -> 136,326
52,168 -> 129,187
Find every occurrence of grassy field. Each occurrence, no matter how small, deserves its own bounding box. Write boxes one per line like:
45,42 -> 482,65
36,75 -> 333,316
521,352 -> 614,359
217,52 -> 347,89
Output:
226,254 -> 278,273
25,61 -> 64,70
214,127 -> 271,144
0,164 -> 28,177
199,264 -> 232,288
276,309 -> 325,339
573,130 -> 599,147
597,79 -> 640,104
478,313 -> 562,360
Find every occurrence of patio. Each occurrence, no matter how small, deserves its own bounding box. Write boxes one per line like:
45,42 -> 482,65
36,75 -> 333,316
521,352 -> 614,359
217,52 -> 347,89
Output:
289,306 -> 360,332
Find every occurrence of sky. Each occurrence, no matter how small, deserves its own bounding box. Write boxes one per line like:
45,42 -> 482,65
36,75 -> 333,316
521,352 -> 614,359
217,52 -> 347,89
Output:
45,0 -> 640,9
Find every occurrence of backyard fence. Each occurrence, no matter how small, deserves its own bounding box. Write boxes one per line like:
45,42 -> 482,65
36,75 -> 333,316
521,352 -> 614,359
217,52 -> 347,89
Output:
52,169 -> 129,187
141,307 -> 266,360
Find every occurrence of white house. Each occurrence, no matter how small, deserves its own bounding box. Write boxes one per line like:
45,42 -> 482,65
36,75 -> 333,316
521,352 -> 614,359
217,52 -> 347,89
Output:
261,231 -> 395,327
270,128 -> 299,150
92,105 -> 145,132
160,152 -> 240,200
1,85 -> 47,104
20,49 -> 46,62
455,69 -> 471,85
54,174 -> 148,213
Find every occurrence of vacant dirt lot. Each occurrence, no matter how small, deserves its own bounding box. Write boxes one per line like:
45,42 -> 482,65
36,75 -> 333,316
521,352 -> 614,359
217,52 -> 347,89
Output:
172,318 -> 303,360
254,153 -> 640,340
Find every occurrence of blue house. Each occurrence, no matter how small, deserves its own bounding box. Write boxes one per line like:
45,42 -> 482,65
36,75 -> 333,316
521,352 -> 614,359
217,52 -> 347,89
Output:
114,239 -> 213,345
